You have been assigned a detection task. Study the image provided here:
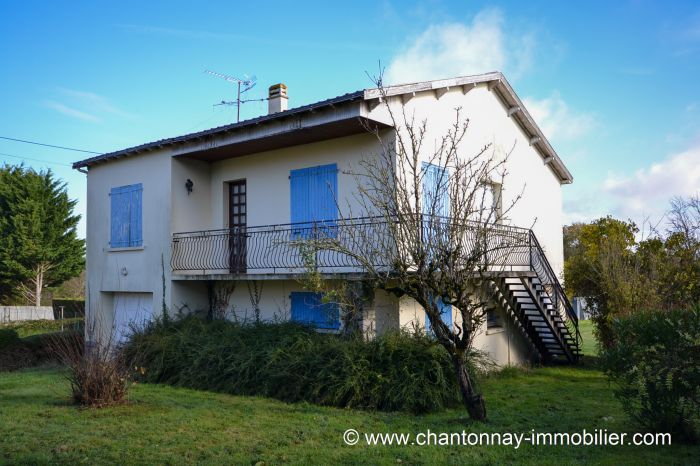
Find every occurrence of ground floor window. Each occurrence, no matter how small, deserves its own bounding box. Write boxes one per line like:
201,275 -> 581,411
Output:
487,308 -> 503,329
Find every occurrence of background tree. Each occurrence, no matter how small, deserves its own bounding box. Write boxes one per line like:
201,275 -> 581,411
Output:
301,79 -> 523,421
662,195 -> 700,307
564,195 -> 699,348
0,164 -> 85,306
563,217 -> 661,348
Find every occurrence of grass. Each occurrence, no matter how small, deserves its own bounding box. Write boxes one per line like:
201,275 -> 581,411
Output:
0,318 -> 83,338
0,363 -> 696,465
578,320 -> 598,357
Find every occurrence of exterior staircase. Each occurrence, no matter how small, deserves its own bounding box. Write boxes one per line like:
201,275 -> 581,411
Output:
490,231 -> 581,364
492,276 -> 579,363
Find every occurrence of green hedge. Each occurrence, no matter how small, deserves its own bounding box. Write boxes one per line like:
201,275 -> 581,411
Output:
0,328 -> 22,351
0,318 -> 83,338
0,328 -> 82,371
125,316 -> 462,413
601,306 -> 700,443
52,299 -> 85,319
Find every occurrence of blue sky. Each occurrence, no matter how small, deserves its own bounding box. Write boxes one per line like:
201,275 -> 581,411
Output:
2,0 -> 699,238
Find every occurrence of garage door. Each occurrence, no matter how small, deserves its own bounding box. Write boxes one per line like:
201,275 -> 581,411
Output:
113,292 -> 153,344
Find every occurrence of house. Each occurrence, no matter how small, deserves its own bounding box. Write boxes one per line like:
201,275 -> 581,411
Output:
73,72 -> 579,365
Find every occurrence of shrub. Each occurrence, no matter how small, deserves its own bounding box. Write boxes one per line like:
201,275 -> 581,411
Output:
25,330 -> 82,362
49,331 -> 130,408
125,316 -> 462,413
0,328 -> 36,371
0,328 -> 21,350
601,306 -> 700,442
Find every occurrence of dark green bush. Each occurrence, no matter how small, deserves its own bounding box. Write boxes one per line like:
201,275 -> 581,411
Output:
0,328 -> 21,350
24,330 -> 83,363
0,328 -> 36,371
0,318 -> 83,338
601,306 -> 700,442
125,316 -> 462,413
52,299 -> 85,319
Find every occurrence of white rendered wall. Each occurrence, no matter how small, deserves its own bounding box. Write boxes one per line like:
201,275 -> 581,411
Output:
208,132 -> 387,230
171,157 -> 212,234
397,295 -> 532,366
85,152 -> 173,338
369,86 -> 566,277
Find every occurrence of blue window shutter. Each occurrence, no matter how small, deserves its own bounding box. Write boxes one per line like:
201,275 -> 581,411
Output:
290,164 -> 338,239
290,167 -> 313,238
129,185 -> 143,247
422,163 -> 449,217
439,297 -> 453,329
425,295 -> 453,332
422,163 -> 449,251
310,164 -> 338,222
290,291 -> 340,330
110,184 -> 142,248
110,188 -> 129,248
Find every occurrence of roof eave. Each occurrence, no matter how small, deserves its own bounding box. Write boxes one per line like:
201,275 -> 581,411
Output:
72,90 -> 365,169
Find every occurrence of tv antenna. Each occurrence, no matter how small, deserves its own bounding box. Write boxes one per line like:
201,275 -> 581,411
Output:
205,70 -> 264,123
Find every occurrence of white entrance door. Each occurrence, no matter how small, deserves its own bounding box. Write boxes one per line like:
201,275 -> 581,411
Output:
113,292 -> 153,344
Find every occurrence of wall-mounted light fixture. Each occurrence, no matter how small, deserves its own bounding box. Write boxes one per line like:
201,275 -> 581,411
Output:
185,178 -> 194,195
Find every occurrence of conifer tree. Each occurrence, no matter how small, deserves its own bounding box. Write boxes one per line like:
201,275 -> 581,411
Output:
0,164 -> 84,305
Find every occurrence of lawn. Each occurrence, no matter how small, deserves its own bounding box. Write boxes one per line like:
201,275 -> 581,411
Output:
577,320 -> 598,357
1,363 -> 696,465
0,318 -> 83,338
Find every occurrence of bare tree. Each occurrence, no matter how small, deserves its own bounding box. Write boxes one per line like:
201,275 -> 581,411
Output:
668,194 -> 700,245
300,77 -> 525,420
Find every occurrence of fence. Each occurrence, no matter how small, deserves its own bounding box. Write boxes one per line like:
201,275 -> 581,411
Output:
0,306 -> 55,323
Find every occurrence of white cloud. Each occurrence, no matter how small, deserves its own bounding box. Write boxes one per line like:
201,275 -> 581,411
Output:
43,101 -> 99,122
385,9 -> 534,84
603,142 -> 700,222
43,89 -> 135,123
384,9 -> 593,143
523,91 -> 597,142
58,88 -> 134,118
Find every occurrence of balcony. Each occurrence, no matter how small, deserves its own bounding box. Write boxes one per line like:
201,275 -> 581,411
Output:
170,216 -> 536,278
170,216 -> 580,361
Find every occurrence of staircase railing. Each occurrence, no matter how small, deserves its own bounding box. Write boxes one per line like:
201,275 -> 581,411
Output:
528,231 -> 581,357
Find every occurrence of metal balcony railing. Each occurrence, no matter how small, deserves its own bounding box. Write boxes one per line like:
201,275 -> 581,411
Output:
171,216 -> 534,273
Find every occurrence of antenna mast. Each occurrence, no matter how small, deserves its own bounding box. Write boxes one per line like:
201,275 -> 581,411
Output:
205,70 -> 262,122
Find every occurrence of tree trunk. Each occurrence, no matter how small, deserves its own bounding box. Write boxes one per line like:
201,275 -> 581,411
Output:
35,267 -> 43,307
453,355 -> 486,421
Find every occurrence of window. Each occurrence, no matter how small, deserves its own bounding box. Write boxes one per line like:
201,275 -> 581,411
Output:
290,291 -> 340,330
487,308 -> 503,329
290,164 -> 338,239
110,184 -> 143,248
